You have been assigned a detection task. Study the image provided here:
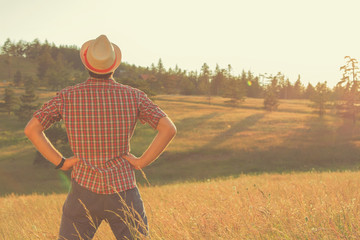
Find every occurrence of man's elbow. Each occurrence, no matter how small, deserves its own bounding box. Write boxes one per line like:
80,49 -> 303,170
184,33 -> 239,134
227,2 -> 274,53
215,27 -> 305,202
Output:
169,124 -> 177,138
165,118 -> 177,137
24,117 -> 43,138
24,123 -> 31,136
24,124 -> 33,138
157,117 -> 177,138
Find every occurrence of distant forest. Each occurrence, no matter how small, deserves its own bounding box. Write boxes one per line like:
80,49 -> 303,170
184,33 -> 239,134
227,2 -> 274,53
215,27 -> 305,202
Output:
1,38 -> 360,117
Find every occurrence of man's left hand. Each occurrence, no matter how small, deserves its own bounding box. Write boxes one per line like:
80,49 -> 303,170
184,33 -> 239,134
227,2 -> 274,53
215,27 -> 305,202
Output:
122,153 -> 142,170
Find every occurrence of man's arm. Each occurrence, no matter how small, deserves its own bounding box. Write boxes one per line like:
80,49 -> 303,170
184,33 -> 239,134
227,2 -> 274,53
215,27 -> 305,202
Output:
24,117 -> 79,170
122,116 -> 176,169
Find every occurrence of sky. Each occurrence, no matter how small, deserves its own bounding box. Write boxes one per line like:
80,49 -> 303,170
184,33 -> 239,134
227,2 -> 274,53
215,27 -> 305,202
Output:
1,0 -> 360,87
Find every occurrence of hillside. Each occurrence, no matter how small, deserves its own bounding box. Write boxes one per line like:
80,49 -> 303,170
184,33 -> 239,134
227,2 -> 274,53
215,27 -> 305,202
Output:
1,92 -> 360,195
1,171 -> 360,239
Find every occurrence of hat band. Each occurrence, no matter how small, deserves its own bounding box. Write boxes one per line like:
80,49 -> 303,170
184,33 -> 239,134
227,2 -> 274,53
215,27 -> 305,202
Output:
83,47 -> 117,73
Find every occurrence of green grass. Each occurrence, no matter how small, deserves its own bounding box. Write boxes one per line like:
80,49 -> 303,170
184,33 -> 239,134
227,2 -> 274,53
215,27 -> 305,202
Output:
2,93 -> 360,195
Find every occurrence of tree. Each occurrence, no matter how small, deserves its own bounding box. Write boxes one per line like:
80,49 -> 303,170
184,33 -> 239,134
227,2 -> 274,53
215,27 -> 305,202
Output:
37,48 -> 55,82
310,82 -> 330,117
179,75 -> 196,95
198,63 -> 211,95
3,86 -> 19,115
293,75 -> 304,99
24,38 -> 42,59
45,52 -> 71,90
181,70 -> 197,95
336,56 -> 360,122
264,75 -> 280,111
16,77 -> 39,121
13,70 -> 22,86
163,65 -> 180,94
149,59 -> 166,93
211,64 -> 225,96
224,69 -> 246,105
4,58 -> 12,79
157,58 -> 165,74
279,76 -> 291,99
246,71 -> 263,98
304,83 -> 316,99
224,76 -> 246,105
58,45 -> 83,70
238,69 -> 248,98
331,84 -> 345,102
14,40 -> 27,57
1,38 -> 13,56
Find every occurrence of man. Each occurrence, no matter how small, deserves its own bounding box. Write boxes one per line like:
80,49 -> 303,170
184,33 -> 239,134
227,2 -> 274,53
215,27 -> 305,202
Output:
24,35 -> 176,240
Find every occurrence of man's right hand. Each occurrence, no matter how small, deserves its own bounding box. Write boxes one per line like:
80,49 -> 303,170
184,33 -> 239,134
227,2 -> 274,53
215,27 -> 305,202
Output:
61,156 -> 80,171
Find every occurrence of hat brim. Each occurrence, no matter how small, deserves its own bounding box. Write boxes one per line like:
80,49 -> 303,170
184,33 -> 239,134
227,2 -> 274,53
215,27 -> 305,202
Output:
80,39 -> 122,74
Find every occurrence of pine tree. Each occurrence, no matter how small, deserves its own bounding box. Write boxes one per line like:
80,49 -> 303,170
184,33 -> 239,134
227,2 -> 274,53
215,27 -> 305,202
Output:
157,58 -> 165,74
224,77 -> 246,105
224,69 -> 246,105
13,70 -> 22,87
293,75 -> 304,99
45,52 -> 71,90
304,83 -> 316,99
37,49 -> 55,82
279,78 -> 292,99
247,72 -> 263,98
337,56 -> 360,122
264,76 -> 280,111
16,77 -> 39,121
1,38 -> 13,55
198,63 -> 211,95
163,65 -> 179,94
211,64 -> 225,96
180,71 -> 197,95
150,59 -> 165,93
310,82 -> 330,117
3,86 -> 19,115
24,38 -> 42,60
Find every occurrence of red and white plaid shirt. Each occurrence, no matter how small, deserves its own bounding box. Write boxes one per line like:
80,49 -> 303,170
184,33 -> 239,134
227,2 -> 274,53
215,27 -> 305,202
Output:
34,77 -> 166,194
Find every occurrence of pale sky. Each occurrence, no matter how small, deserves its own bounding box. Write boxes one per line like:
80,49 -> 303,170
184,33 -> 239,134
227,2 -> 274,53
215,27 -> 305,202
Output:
1,0 -> 359,87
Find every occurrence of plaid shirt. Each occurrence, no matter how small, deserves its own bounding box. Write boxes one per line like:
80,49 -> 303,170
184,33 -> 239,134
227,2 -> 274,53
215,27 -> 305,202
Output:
33,77 -> 166,194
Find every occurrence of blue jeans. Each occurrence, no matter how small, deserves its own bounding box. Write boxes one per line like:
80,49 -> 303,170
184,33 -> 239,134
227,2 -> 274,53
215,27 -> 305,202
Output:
58,180 -> 148,240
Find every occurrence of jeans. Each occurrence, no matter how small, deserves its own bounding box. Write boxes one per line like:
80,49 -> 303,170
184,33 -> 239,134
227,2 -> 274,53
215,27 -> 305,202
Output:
58,180 -> 148,240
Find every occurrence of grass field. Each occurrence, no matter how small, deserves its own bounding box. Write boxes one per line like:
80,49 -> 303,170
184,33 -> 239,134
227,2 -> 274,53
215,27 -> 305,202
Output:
1,91 -> 360,194
2,89 -> 360,239
2,171 -> 360,239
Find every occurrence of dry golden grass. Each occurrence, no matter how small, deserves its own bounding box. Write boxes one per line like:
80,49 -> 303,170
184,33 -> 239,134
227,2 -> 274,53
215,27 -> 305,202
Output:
153,95 -> 342,153
2,93 -> 360,239
2,171 -> 360,239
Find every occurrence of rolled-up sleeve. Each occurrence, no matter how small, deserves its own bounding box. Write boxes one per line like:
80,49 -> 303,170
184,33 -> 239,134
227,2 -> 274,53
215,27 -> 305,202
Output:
33,93 -> 62,130
138,91 -> 167,129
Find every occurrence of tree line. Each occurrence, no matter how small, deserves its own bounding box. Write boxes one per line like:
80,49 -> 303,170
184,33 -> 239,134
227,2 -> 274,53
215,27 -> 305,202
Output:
1,38 -> 359,118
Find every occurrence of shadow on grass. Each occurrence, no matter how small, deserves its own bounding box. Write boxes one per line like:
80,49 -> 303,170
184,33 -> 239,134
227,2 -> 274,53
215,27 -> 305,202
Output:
139,115 -> 360,186
3,113 -> 360,196
156,97 -> 311,114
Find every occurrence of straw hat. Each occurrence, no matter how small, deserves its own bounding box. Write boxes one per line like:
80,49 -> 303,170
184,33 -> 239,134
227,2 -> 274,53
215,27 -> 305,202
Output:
80,35 -> 122,74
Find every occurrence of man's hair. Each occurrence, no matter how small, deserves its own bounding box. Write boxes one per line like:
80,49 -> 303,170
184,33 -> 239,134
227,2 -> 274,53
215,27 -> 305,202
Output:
88,71 -> 113,79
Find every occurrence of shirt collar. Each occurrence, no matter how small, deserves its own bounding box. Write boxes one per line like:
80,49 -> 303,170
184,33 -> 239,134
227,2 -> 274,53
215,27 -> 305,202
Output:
86,77 -> 115,83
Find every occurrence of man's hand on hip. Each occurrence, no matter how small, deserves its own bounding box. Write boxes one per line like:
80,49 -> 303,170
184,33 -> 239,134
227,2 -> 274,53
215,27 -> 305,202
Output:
61,156 -> 80,171
122,117 -> 176,170
122,153 -> 142,170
